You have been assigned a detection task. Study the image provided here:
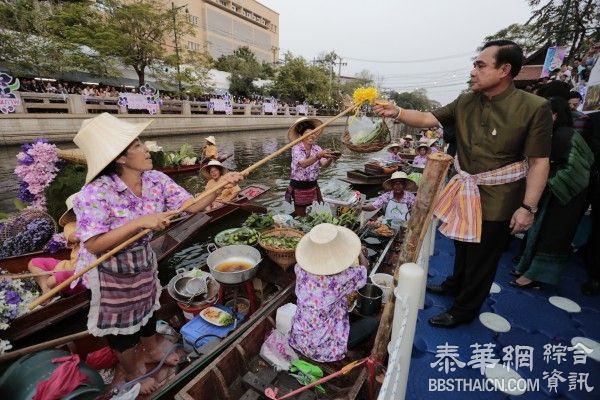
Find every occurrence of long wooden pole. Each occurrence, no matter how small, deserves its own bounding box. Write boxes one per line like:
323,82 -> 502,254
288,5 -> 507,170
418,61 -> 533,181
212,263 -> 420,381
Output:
28,104 -> 358,309
371,152 -> 452,360
0,330 -> 90,364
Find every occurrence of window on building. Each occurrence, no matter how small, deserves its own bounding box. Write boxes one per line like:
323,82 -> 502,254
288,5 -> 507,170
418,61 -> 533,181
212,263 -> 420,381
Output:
187,41 -> 201,52
186,14 -> 199,25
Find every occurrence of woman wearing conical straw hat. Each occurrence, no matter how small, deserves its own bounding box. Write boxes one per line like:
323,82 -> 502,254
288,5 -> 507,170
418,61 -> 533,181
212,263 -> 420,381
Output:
412,137 -> 436,168
200,159 -> 241,210
362,171 -> 418,228
202,135 -> 218,161
285,117 -> 340,217
289,223 -> 376,362
70,113 -> 242,395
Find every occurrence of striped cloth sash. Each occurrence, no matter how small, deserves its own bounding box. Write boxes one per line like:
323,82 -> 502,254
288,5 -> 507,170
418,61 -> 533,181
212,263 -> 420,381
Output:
433,158 -> 529,243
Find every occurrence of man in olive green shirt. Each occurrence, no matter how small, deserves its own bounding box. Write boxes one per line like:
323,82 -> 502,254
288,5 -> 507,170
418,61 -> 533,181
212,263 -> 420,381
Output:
374,40 -> 552,328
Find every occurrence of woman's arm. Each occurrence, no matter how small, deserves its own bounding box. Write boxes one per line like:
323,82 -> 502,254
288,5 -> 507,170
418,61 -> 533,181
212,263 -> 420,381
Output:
84,212 -> 174,255
297,150 -> 328,168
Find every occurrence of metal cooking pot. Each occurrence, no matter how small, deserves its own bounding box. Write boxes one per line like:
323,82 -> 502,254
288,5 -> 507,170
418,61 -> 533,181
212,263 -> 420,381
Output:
167,269 -> 219,306
206,244 -> 262,285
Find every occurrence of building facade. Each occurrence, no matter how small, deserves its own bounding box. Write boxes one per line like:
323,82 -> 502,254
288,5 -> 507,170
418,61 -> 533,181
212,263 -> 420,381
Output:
166,0 -> 279,64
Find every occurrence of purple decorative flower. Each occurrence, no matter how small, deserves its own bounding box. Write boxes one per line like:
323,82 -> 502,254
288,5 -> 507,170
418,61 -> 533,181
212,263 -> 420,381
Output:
5,291 -> 21,305
0,73 -> 12,86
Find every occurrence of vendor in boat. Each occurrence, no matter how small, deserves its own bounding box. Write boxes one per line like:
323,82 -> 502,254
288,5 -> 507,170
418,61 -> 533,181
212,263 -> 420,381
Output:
202,136 -> 218,161
71,113 -> 242,395
285,117 -> 339,217
413,138 -> 436,167
362,171 -> 418,226
27,193 -> 84,295
200,159 -> 241,210
384,142 -> 403,164
289,223 -> 376,362
400,134 -> 414,150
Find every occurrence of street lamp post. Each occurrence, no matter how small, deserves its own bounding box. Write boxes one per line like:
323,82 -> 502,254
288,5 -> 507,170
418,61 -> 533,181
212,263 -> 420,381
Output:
171,2 -> 188,95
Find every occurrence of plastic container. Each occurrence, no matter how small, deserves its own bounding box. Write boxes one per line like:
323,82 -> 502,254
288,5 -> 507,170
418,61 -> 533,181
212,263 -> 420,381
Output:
371,273 -> 394,304
275,303 -> 297,335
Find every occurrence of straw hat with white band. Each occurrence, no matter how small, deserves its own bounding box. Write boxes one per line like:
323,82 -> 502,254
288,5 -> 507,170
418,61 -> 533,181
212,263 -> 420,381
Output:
58,193 -> 78,228
200,159 -> 228,179
205,136 -> 216,145
295,223 -> 361,276
386,143 -> 402,151
403,135 -> 413,141
73,113 -> 153,183
382,171 -> 418,192
416,138 -> 436,150
287,117 -> 323,142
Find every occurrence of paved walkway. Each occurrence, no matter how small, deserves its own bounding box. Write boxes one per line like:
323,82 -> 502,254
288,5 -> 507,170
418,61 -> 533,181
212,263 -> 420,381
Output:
408,232 -> 600,399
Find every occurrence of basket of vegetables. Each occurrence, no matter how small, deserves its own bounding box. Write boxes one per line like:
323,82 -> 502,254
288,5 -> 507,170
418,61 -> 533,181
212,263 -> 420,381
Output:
258,228 -> 304,271
342,116 -> 391,153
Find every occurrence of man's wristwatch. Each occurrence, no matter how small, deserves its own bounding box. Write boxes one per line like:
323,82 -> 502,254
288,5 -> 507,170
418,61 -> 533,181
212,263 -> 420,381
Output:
521,203 -> 538,214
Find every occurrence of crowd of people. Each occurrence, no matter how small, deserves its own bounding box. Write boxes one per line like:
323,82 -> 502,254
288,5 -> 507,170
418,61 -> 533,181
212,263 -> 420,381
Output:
524,43 -> 600,97
15,77 -> 311,109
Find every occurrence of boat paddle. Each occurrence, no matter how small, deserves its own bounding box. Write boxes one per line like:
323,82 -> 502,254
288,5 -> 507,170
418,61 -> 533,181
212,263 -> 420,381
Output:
28,88 -> 382,310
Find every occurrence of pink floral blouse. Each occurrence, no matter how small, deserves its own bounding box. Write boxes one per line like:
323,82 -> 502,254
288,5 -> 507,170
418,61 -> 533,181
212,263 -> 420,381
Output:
290,143 -> 324,182
289,264 -> 367,362
385,152 -> 403,163
413,155 -> 428,167
71,171 -> 192,288
371,191 -> 416,210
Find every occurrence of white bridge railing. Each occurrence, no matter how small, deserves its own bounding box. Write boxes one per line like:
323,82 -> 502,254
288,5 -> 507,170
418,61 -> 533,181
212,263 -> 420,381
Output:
378,220 -> 437,400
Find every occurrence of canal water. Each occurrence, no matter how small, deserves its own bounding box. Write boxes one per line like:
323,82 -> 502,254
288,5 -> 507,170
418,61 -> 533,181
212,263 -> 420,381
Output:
0,126 -> 396,213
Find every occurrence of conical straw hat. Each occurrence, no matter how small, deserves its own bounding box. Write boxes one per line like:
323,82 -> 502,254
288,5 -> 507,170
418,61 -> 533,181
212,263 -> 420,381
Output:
200,159 -> 228,179
205,136 -> 216,144
73,113 -> 153,183
295,223 -> 361,276
58,193 -> 78,227
383,171 -> 418,192
287,117 -> 323,142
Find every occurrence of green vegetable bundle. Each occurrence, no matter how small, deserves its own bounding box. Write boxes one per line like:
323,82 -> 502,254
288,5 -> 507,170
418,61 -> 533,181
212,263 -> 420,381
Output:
216,227 -> 259,246
243,213 -> 275,230
259,235 -> 301,250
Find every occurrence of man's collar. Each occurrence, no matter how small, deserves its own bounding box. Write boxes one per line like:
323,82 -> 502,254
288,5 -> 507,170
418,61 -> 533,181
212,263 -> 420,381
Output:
480,83 -> 516,103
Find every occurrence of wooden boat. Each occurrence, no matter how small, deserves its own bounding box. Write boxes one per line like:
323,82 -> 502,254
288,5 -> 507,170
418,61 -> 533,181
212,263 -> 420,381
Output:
340,169 -> 391,190
0,219 -> 400,400
157,154 -> 233,177
0,184 -> 269,343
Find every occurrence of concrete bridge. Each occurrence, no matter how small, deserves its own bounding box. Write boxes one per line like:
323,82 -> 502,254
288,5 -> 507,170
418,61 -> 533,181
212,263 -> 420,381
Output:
0,92 -> 343,145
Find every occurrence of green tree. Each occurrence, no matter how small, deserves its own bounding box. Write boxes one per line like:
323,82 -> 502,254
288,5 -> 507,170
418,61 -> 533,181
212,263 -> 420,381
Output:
0,0 -> 111,76
389,89 -> 441,111
214,46 -> 265,97
152,50 -> 214,96
483,0 -> 599,60
340,70 -> 374,96
95,0 -> 193,86
270,52 -> 331,104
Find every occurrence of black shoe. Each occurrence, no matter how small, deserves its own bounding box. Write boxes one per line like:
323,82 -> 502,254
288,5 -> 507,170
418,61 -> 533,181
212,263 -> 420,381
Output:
509,280 -> 540,290
509,269 -> 523,278
426,283 -> 458,296
582,279 -> 600,296
428,312 -> 461,328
